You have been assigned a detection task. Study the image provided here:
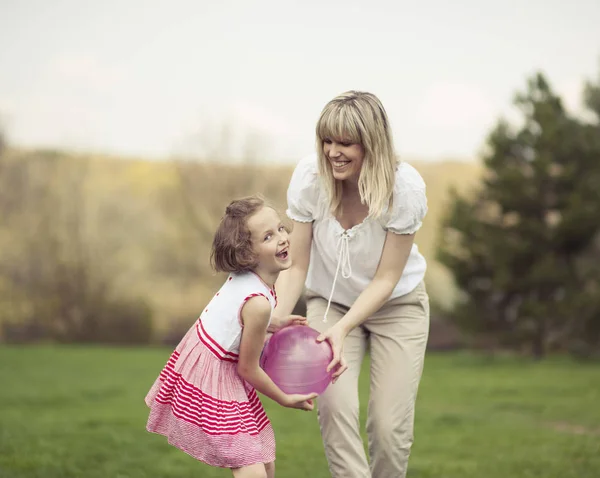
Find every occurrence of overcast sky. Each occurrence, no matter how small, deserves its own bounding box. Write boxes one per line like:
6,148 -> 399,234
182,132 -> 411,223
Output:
1,0 -> 599,162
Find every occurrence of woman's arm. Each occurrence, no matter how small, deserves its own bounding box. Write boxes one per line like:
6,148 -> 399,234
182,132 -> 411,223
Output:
237,296 -> 317,410
269,221 -> 313,328
318,231 -> 416,376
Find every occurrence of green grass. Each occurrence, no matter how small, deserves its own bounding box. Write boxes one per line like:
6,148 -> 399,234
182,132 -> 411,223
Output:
0,346 -> 599,478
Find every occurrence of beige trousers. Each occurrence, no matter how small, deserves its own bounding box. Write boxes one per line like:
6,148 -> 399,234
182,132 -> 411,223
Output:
306,282 -> 430,478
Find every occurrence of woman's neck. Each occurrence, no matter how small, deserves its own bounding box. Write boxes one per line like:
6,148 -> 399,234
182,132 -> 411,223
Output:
341,177 -> 361,197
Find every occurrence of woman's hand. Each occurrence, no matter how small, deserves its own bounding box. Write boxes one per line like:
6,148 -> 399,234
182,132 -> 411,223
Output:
316,323 -> 349,383
280,392 -> 318,411
268,314 -> 308,333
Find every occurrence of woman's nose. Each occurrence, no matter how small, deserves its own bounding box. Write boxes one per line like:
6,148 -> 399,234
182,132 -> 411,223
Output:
327,143 -> 341,158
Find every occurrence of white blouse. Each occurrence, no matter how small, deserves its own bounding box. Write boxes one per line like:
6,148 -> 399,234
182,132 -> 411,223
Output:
286,154 -> 428,318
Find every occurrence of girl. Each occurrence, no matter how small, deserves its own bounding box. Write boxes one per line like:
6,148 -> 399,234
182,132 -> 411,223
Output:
273,91 -> 430,478
145,195 -> 317,478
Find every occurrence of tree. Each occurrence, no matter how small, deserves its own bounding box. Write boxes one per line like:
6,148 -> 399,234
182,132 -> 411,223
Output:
437,70 -> 600,359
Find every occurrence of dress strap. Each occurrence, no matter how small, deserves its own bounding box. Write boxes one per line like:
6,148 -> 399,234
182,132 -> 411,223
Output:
323,231 -> 352,322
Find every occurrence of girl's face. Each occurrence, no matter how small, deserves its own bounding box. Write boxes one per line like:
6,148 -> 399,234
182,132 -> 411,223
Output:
323,138 -> 365,184
247,206 -> 291,274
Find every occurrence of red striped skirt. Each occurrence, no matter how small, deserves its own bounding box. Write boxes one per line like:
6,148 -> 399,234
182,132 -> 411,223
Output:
145,320 -> 276,468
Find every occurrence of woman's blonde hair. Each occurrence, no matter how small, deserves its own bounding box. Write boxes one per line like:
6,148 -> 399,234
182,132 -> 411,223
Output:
316,90 -> 399,220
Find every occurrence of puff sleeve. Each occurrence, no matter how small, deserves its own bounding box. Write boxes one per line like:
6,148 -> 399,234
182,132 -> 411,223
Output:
385,162 -> 428,235
286,154 -> 320,223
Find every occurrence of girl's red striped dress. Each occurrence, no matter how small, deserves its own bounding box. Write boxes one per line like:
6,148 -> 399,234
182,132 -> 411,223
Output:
145,271 -> 278,468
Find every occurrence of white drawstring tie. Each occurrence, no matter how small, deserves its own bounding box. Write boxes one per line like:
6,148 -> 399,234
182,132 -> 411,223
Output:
323,232 -> 352,322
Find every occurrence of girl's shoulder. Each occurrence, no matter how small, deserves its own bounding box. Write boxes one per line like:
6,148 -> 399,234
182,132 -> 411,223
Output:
225,272 -> 277,307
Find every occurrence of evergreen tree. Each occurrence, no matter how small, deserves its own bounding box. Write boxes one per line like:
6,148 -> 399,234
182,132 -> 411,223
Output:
437,71 -> 600,359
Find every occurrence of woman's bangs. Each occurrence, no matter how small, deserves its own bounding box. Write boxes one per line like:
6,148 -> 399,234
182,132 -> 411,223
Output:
317,105 -> 362,144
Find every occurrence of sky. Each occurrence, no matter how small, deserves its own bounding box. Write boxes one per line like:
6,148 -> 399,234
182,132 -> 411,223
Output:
0,0 -> 599,163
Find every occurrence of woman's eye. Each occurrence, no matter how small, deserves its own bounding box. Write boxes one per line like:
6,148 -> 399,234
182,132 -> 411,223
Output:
278,226 -> 285,232
323,138 -> 332,144
264,234 -> 272,241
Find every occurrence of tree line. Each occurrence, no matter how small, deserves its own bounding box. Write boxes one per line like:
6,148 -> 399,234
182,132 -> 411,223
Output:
1,64 -> 599,359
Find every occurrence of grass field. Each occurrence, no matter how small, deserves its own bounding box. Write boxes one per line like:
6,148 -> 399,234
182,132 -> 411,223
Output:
0,346 -> 599,478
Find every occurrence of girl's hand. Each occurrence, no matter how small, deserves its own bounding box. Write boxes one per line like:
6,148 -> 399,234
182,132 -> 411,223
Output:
281,392 -> 318,411
268,314 -> 308,333
317,324 -> 349,383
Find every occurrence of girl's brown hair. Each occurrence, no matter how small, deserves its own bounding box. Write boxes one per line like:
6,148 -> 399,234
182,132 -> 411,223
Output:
210,195 -> 265,273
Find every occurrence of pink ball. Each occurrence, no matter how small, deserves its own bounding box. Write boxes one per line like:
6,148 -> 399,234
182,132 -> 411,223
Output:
260,325 -> 334,395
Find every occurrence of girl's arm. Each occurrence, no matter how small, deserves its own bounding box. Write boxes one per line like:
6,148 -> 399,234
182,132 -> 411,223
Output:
270,221 -> 313,328
237,296 -> 317,410
318,231 -> 416,377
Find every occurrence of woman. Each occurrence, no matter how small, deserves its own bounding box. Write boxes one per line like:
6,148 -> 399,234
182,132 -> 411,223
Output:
272,91 -> 430,478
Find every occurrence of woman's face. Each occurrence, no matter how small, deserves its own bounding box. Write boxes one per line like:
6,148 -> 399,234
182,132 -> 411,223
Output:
323,138 -> 365,184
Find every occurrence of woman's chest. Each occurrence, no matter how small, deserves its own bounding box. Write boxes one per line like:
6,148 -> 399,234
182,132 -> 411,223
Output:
312,217 -> 387,261
334,202 -> 370,231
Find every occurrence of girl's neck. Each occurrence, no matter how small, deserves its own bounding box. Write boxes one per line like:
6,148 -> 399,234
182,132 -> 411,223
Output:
251,268 -> 278,290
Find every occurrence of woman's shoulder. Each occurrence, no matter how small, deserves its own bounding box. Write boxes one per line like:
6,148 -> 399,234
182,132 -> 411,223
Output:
290,153 -> 319,186
394,161 -> 426,192
384,161 -> 428,234
286,153 -> 321,222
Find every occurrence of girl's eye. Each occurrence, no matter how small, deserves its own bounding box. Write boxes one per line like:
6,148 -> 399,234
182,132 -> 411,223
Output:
323,138 -> 332,144
278,226 -> 285,232
264,234 -> 272,241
